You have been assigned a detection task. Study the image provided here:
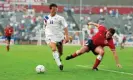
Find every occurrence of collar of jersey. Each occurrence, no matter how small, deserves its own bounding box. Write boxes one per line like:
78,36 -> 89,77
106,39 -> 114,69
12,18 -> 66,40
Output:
49,14 -> 57,18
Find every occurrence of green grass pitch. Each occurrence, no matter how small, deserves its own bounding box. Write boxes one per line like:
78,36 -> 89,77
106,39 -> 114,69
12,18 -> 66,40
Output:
0,45 -> 132,80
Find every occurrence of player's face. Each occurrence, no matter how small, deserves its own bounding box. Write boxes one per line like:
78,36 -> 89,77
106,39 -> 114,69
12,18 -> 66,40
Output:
50,7 -> 57,14
106,31 -> 113,39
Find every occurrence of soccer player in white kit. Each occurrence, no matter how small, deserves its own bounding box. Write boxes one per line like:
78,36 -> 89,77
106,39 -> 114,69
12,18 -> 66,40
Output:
44,3 -> 69,71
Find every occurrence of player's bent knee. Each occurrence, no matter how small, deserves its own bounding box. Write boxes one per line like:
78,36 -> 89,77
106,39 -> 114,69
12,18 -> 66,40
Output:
49,43 -> 57,51
51,48 -> 56,52
99,50 -> 104,56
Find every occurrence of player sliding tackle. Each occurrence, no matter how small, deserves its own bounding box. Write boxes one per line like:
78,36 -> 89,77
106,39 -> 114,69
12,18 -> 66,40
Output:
66,22 -> 122,71
44,3 -> 69,71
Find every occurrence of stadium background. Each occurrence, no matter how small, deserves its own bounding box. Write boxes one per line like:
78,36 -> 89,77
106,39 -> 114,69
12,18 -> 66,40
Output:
0,0 -> 133,45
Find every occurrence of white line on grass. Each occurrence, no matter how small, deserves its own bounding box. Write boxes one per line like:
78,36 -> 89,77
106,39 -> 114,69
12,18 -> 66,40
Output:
76,65 -> 133,76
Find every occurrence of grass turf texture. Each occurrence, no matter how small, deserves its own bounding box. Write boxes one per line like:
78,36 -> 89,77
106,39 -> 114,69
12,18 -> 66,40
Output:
0,45 -> 132,80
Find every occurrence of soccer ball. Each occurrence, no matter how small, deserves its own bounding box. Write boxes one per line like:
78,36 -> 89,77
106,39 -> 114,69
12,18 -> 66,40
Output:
35,65 -> 45,73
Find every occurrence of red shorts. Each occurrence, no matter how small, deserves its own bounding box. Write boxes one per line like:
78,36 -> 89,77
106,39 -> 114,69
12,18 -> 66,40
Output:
5,36 -> 11,42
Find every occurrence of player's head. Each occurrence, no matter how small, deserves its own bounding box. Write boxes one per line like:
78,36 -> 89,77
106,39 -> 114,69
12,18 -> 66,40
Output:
106,28 -> 115,39
49,3 -> 58,14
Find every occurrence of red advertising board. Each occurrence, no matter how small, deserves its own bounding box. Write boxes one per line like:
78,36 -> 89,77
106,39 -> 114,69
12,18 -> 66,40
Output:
72,6 -> 133,14
25,5 -> 64,13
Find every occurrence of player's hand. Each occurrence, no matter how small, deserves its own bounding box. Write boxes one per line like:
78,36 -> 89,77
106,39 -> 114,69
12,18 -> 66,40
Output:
117,64 -> 122,68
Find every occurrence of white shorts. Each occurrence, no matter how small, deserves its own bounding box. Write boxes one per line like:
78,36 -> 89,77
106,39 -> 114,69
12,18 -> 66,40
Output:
45,35 -> 64,44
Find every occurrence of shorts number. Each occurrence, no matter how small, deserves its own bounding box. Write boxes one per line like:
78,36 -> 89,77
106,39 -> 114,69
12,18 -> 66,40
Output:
50,20 -> 53,24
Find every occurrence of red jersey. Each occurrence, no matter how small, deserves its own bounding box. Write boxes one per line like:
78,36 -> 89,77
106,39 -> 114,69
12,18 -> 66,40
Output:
4,26 -> 13,36
92,25 -> 115,51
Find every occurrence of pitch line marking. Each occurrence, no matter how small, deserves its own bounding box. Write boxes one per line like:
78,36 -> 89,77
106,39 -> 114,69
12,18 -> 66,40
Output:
76,65 -> 133,76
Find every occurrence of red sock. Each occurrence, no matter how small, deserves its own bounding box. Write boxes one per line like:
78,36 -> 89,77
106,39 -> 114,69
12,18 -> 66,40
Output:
71,50 -> 85,58
93,58 -> 101,69
72,52 -> 78,58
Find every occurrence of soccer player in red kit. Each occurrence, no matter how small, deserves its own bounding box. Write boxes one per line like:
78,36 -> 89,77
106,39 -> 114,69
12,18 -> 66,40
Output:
66,22 -> 122,70
4,25 -> 14,51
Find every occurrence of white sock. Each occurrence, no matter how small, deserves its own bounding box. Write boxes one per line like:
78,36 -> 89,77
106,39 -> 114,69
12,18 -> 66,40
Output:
53,51 -> 62,66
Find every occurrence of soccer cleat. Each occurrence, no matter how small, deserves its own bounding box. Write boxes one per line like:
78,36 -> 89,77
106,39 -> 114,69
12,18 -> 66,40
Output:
92,68 -> 99,71
66,55 -> 73,60
59,65 -> 63,71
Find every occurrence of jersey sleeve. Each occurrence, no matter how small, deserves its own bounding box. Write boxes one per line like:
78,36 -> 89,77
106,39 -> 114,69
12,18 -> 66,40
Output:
44,16 -> 49,26
61,17 -> 68,28
98,25 -> 107,33
108,39 -> 115,51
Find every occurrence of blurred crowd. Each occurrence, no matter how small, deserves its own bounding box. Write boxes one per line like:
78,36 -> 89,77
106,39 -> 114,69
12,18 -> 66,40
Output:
0,6 -> 133,45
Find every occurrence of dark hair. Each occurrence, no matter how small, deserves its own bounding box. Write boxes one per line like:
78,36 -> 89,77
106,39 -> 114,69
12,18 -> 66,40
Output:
49,3 -> 57,9
108,28 -> 115,35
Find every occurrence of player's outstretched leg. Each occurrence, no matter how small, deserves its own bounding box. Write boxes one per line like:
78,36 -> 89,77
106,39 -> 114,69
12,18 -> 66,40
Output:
92,46 -> 104,71
66,46 -> 89,60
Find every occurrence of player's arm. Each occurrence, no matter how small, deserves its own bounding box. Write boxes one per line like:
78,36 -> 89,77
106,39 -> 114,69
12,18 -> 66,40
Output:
61,17 -> 69,43
112,50 -> 122,68
109,39 -> 122,68
88,22 -> 100,28
64,27 -> 69,43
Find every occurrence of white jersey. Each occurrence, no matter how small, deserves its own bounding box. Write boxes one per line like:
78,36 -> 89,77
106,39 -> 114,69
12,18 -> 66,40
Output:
44,14 -> 68,43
